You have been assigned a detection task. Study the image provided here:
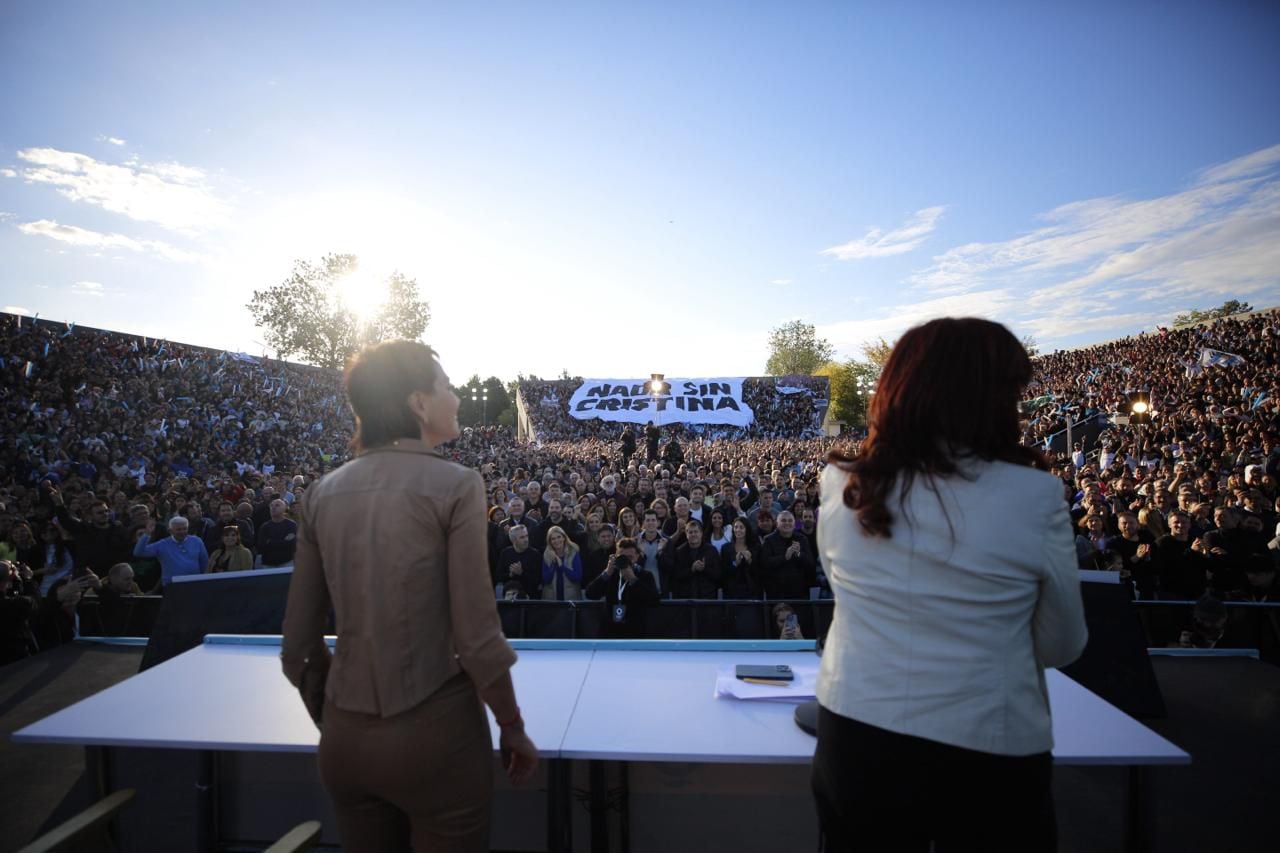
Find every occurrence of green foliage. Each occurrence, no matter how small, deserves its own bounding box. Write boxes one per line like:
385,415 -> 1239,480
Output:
765,320 -> 834,376
246,254 -> 431,369
860,337 -> 894,371
1172,300 -> 1254,328
814,359 -> 877,427
454,374 -> 511,427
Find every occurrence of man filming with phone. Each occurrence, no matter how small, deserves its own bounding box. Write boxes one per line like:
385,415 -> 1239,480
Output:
586,537 -> 658,638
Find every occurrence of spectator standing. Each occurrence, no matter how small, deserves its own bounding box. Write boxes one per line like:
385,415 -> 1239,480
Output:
256,499 -> 298,567
133,516 -> 209,588
666,520 -> 721,598
209,526 -> 255,573
760,511 -> 817,599
541,525 -> 584,601
586,537 -> 659,638
496,525 -> 541,599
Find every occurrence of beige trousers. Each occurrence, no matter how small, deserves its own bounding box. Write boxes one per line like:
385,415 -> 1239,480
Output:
318,673 -> 493,853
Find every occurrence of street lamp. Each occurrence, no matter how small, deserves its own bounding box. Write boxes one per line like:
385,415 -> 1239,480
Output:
471,383 -> 489,426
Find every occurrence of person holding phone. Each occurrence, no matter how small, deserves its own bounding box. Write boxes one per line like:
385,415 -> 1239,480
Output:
814,318 -> 1088,851
282,340 -> 537,853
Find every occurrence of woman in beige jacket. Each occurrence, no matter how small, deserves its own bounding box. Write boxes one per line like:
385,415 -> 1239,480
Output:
283,340 -> 536,853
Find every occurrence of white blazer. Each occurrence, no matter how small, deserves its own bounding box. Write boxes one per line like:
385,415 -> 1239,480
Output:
816,458 -> 1087,756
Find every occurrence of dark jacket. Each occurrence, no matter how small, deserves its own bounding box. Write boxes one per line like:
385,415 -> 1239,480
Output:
53,505 -> 132,574
759,531 -> 817,599
719,542 -> 761,599
585,561 -> 659,638
496,545 -> 542,598
665,541 -> 721,599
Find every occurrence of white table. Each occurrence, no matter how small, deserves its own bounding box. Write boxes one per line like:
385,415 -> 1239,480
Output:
12,637 -> 1188,852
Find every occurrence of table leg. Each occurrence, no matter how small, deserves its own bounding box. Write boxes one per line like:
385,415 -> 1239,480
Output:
589,760 -> 609,852
1124,766 -> 1150,853
546,758 -> 572,853
619,762 -> 630,853
196,750 -> 217,852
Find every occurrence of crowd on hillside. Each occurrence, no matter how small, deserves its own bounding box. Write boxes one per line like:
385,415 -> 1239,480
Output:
3,309 -> 1280,665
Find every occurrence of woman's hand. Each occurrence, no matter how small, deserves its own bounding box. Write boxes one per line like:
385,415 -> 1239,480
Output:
499,726 -> 539,784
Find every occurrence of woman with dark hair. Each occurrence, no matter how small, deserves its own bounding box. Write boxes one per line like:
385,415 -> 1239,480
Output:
719,516 -> 760,599
282,340 -> 536,853
814,317 -> 1087,852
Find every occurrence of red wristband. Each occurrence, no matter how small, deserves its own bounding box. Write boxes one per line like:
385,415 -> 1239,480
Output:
497,708 -> 523,728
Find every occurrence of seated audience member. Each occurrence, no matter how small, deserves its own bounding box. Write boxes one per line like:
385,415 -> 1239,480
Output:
1175,595 -> 1229,649
586,537 -> 659,638
256,499 -> 297,567
541,524 -> 584,601
209,526 -> 255,573
773,601 -> 805,639
760,511 -> 817,599
496,525 -> 542,599
133,516 -> 209,589
720,517 -> 761,599
666,520 -> 721,599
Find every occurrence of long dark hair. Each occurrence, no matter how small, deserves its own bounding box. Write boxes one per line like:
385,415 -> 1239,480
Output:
344,340 -> 442,453
829,317 -> 1047,538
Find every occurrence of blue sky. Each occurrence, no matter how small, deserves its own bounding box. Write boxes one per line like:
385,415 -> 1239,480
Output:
1,1 -> 1278,380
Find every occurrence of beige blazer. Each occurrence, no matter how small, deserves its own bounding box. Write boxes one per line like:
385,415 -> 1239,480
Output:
282,438 -> 516,718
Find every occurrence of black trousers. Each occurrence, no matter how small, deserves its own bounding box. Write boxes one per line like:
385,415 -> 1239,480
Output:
812,706 -> 1056,853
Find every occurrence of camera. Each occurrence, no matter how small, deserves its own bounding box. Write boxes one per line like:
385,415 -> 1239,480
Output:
611,555 -> 632,571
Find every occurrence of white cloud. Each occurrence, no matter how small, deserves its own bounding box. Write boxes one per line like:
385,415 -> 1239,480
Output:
770,278 -> 793,285
17,218 -> 199,263
914,144 -> 1280,297
71,280 -> 106,297
821,206 -> 946,261
15,147 -> 229,233
96,135 -> 127,146
3,305 -> 33,315
0,168 -> 16,178
817,288 -> 1018,356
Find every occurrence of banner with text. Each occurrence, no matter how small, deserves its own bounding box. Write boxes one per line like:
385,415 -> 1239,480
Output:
567,378 -> 755,427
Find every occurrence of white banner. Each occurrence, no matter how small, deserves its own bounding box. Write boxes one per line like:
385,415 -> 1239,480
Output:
567,378 -> 755,427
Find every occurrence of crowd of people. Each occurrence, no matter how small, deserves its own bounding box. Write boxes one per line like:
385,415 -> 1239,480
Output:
3,308 -> 1280,663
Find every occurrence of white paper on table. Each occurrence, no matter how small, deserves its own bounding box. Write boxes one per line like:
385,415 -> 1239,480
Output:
714,663 -> 819,703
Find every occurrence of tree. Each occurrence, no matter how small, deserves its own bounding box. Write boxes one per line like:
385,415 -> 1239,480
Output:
1172,299 -> 1254,328
860,337 -> 895,371
765,320 -> 834,376
1021,334 -> 1040,358
246,254 -> 431,369
454,374 -> 512,427
814,360 -> 873,427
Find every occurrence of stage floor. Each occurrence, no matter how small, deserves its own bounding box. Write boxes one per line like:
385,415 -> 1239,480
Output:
2,642 -> 1277,853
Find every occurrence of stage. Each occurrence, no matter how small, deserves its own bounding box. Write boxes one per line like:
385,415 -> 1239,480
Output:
4,636 -> 1228,852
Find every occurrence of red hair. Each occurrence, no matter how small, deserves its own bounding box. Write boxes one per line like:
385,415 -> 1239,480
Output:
828,317 -> 1047,538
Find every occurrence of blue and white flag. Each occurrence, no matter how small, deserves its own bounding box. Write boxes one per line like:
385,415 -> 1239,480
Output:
1200,348 -> 1246,368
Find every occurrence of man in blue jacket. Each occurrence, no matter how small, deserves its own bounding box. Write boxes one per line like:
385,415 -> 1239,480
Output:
134,516 -> 209,588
